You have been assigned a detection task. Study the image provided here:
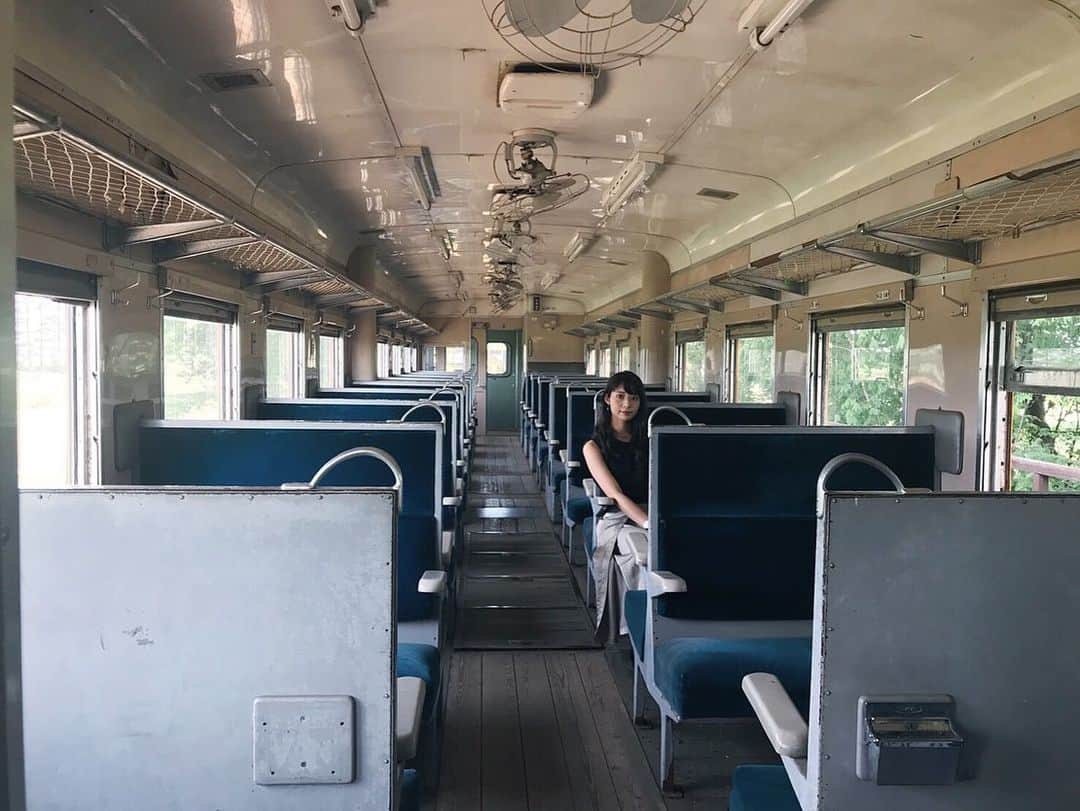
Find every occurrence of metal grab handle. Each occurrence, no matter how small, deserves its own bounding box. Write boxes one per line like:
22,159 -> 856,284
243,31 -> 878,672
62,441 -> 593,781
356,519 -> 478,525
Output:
426,385 -> 453,401
647,405 -> 693,437
282,447 -> 404,509
815,452 -> 905,518
398,402 -> 446,425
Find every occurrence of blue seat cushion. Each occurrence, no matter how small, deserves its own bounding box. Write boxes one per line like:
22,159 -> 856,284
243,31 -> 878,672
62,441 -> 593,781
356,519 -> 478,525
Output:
400,768 -> 420,811
566,496 -> 591,524
654,637 -> 811,720
582,517 -> 595,557
729,765 -> 801,811
624,589 -> 646,657
396,642 -> 440,722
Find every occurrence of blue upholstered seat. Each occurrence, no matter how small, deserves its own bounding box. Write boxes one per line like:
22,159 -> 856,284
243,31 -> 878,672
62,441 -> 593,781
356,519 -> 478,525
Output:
400,767 -> 420,811
624,589 -> 646,657
396,642 -> 440,722
582,517 -> 595,556
566,496 -> 591,524
397,515 -> 441,624
550,460 -> 567,487
729,765 -> 801,811
653,637 -> 811,720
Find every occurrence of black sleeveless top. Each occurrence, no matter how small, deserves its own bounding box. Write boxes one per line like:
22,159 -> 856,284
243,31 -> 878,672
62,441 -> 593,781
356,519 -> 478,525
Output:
591,432 -> 648,504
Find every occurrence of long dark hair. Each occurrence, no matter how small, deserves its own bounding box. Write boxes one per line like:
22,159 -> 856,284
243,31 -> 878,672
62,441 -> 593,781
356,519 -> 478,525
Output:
592,370 -> 648,461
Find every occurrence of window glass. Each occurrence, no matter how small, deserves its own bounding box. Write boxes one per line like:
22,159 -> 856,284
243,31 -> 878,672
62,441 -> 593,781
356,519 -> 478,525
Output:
318,334 -> 343,388
446,346 -> 466,372
15,294 -> 80,485
391,345 -> 402,375
679,340 -> 706,391
734,335 -> 774,402
266,328 -> 301,398
1006,313 -> 1080,492
585,347 -> 596,376
487,342 -> 509,376
163,314 -> 229,419
617,344 -> 632,372
823,325 -> 905,426
377,343 -> 390,378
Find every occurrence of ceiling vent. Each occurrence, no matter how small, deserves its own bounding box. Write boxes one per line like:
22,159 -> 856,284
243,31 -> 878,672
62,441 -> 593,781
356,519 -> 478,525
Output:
201,69 -> 271,93
697,187 -> 739,201
498,67 -> 595,120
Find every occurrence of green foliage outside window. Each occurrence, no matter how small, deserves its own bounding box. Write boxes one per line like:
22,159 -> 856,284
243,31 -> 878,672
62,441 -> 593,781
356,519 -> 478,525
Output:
681,340 -> 706,391
735,335 -> 774,402
1009,313 -> 1080,492
824,326 -> 905,426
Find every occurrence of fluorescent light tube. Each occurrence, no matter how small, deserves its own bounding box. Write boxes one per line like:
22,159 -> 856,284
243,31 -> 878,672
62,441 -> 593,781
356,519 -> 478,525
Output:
396,146 -> 440,211
601,152 -> 664,216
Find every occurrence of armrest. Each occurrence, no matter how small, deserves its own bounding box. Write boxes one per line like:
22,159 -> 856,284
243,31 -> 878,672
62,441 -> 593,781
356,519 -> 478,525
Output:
442,496 -> 462,508
396,676 -> 426,762
559,450 -> 568,463
536,422 -> 545,429
455,477 -> 464,495
441,531 -> 454,562
565,460 -> 581,470
418,570 -> 447,595
583,478 -> 596,497
456,459 -> 466,469
548,439 -> 560,448
741,673 -> 809,758
646,570 -> 687,597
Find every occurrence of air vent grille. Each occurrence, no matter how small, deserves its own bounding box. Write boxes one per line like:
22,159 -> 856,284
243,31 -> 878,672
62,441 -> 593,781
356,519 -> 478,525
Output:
697,187 -> 739,200
201,69 -> 270,93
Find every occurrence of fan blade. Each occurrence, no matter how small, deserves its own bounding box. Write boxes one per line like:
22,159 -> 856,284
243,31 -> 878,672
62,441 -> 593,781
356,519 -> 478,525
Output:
543,176 -> 576,191
631,0 -> 690,24
505,0 -> 587,36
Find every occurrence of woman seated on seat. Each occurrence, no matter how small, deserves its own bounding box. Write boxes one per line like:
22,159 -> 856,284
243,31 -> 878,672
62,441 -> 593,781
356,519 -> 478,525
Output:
583,371 -> 649,634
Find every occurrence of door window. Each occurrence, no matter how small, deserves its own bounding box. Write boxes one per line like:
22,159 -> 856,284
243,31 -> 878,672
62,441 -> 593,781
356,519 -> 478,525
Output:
487,341 -> 510,376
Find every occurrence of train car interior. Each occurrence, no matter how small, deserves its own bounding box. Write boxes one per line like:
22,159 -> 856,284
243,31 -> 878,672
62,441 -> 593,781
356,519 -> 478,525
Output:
2,1 -> 1080,808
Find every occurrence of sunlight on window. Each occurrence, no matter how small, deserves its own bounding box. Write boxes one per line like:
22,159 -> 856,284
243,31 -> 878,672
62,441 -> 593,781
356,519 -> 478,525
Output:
266,328 -> 299,398
446,346 -> 466,372
319,334 -> 343,388
487,342 -> 509,376
163,315 -> 226,419
15,294 -> 76,486
681,340 -> 705,391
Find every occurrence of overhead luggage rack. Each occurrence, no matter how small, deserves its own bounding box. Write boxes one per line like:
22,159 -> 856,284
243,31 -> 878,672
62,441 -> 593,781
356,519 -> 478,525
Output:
568,154 -> 1080,337
11,102 -> 437,338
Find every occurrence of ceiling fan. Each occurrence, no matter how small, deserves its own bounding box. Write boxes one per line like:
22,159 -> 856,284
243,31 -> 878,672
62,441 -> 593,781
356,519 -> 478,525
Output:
482,220 -> 547,266
489,129 -> 589,223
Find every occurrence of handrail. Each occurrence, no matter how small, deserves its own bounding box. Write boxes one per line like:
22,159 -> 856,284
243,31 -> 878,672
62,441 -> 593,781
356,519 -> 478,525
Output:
397,402 -> 446,425
281,447 -> 404,510
815,452 -> 905,518
647,405 -> 693,437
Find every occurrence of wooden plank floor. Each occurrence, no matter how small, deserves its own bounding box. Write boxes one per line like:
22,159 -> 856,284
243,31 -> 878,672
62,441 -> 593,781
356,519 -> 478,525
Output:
436,651 -> 666,811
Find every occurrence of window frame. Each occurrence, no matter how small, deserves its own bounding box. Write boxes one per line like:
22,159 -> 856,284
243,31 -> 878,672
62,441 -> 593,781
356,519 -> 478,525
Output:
377,340 -> 390,379
810,307 -> 907,427
675,328 -> 706,392
265,314 -> 305,399
725,322 -> 774,403
487,340 -> 511,378
317,324 -> 345,389
14,286 -> 100,486
162,292 -> 239,420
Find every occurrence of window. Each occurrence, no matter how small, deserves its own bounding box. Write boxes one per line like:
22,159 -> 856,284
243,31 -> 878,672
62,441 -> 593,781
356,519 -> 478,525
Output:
727,324 -> 774,403
15,288 -> 98,486
616,342 -> 632,373
487,341 -> 509,376
585,346 -> 597,375
599,346 -> 612,378
987,286 -> 1080,492
812,309 -> 905,426
390,344 -> 403,376
266,316 -> 304,398
446,345 -> 466,372
163,293 -> 238,420
377,341 -> 390,378
676,329 -> 706,391
318,327 -> 344,389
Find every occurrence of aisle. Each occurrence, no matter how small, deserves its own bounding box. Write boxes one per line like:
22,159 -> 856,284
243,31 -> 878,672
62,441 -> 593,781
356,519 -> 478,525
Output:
454,434 -> 599,650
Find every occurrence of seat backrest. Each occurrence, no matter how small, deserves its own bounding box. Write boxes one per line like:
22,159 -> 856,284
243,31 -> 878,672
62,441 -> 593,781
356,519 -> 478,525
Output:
650,427 -> 937,622
646,403 -> 789,428
137,420 -> 443,520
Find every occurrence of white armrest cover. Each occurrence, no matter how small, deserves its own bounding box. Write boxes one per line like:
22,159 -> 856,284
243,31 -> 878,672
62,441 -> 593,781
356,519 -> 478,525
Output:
549,439 -> 560,448
582,478 -> 596,497
646,570 -> 687,597
742,673 -> 809,758
566,460 -> 581,469
396,676 -> 426,762
559,450 -> 568,463
455,477 -> 464,495
456,460 -> 466,469
442,496 -> 462,508
536,422 -> 545,429
418,570 -> 447,595
441,531 -> 454,561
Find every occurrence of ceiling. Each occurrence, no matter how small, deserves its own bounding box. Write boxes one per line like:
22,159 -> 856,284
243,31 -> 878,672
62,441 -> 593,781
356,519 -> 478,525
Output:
14,0 -> 1080,315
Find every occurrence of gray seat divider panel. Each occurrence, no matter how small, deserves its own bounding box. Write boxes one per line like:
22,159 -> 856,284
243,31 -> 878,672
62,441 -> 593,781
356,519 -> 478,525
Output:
20,489 -> 397,810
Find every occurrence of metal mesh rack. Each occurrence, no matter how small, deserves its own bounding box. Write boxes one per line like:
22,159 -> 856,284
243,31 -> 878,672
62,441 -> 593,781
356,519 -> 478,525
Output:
11,103 -> 436,336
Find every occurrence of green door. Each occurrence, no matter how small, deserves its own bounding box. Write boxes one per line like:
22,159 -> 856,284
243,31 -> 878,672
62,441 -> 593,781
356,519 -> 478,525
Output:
486,329 -> 521,432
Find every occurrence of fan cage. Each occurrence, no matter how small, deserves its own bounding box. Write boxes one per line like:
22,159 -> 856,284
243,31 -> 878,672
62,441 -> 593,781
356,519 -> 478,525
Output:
484,0 -> 710,71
